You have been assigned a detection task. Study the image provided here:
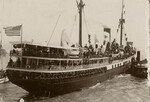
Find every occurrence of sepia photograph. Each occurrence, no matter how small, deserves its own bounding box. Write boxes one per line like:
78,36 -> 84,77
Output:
0,0 -> 149,102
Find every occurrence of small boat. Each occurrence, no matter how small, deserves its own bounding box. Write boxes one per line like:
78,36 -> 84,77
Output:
0,70 -> 9,83
129,52 -> 148,79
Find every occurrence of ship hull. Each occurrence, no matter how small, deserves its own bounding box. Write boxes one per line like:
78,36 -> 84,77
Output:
6,62 -> 131,97
128,66 -> 147,78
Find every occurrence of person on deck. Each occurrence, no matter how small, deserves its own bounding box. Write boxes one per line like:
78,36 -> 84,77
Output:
16,58 -> 21,67
8,58 -> 14,67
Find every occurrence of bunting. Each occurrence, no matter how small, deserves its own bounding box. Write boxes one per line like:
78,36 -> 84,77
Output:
104,35 -> 108,39
117,29 -> 119,33
104,27 -> 111,34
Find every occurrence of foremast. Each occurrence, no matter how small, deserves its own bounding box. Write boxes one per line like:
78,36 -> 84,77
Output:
120,0 -> 125,46
77,0 -> 85,47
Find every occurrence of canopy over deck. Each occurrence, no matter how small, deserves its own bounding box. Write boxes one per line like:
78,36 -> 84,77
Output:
11,43 -> 79,50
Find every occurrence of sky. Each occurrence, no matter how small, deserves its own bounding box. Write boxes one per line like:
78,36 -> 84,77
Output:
0,0 -> 149,59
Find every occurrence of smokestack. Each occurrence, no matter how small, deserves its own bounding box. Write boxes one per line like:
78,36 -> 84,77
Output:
136,51 -> 140,62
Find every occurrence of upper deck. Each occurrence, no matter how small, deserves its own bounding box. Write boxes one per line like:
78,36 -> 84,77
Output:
7,43 -> 136,72
10,43 -> 80,58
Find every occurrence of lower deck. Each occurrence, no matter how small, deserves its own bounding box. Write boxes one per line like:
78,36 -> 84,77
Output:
6,55 -> 134,96
6,62 -> 131,97
7,55 -> 133,72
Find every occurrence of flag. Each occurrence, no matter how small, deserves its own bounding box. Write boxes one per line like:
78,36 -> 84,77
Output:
120,19 -> 125,23
117,29 -> 119,32
103,40 -> 106,45
104,35 -> 108,39
4,25 -> 22,36
127,42 -> 133,46
104,27 -> 111,34
123,5 -> 125,8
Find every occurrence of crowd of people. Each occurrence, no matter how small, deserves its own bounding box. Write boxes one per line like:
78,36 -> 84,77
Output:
8,40 -> 136,71
8,56 -> 108,71
10,40 -> 135,60
82,39 -> 136,60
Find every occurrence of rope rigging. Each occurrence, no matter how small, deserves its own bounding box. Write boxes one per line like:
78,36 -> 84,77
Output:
116,6 -> 126,45
47,15 -> 61,46
83,9 -> 90,35
69,7 -> 91,45
70,15 -> 76,37
69,12 -> 78,37
116,20 -> 127,45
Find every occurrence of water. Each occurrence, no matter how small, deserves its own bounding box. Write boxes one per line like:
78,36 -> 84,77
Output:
0,74 -> 149,102
0,56 -> 150,102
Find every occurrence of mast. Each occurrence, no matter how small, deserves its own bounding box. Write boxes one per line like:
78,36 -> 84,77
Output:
120,0 -> 125,46
77,0 -> 85,47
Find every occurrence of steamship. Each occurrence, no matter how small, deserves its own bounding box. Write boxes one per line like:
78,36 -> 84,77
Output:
6,0 -> 136,96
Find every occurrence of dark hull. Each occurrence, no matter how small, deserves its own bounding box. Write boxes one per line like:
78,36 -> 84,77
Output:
6,63 -> 131,97
128,66 -> 147,78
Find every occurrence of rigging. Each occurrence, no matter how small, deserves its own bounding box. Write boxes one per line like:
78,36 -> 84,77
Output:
83,9 -> 90,35
47,15 -> 61,46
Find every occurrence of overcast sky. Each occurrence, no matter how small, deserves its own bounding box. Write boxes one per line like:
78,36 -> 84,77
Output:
0,0 -> 149,58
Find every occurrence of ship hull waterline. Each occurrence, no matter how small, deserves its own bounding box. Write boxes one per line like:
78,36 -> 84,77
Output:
6,62 -> 131,97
